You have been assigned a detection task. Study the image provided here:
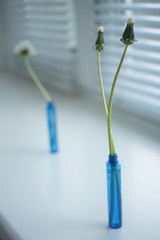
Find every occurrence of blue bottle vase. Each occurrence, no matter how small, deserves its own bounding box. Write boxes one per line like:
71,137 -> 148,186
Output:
46,101 -> 58,153
106,154 -> 122,228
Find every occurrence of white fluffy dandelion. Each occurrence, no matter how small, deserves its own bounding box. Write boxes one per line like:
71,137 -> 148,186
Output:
14,41 -> 36,56
14,40 -> 51,101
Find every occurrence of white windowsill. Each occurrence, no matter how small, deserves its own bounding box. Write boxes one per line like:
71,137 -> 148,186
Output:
0,71 -> 159,240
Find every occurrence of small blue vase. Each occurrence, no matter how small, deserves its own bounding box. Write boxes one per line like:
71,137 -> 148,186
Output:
106,154 -> 122,228
46,101 -> 58,153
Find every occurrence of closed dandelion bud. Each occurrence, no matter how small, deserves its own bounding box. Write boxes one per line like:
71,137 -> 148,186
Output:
120,18 -> 137,45
95,26 -> 105,51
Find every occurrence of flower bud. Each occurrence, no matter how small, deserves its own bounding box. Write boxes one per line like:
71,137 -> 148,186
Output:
120,18 -> 137,45
95,26 -> 105,51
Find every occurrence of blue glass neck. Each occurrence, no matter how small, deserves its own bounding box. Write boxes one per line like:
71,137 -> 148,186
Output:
47,101 -> 56,110
108,154 -> 118,165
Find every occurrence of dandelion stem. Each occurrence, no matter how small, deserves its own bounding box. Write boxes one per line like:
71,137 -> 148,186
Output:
24,56 -> 51,102
108,44 -> 128,155
97,51 -> 115,153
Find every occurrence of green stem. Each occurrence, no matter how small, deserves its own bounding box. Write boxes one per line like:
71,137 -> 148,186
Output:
97,51 -> 115,153
24,56 -> 52,102
108,44 -> 129,155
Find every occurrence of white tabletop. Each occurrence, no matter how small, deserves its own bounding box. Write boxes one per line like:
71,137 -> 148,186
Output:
0,72 -> 160,240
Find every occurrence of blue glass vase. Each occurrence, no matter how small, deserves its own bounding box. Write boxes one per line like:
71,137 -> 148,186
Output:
46,101 -> 58,153
106,154 -> 122,228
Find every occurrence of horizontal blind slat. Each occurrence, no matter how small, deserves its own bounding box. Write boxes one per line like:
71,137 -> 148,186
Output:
95,3 -> 160,11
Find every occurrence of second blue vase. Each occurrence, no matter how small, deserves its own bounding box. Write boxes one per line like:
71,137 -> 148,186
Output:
46,101 -> 58,153
106,154 -> 122,228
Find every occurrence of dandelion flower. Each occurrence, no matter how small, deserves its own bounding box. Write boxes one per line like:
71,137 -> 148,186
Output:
14,41 -> 36,56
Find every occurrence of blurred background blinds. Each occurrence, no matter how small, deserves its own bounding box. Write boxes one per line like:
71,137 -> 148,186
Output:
0,0 -> 160,124
1,0 -> 77,91
94,0 -> 160,123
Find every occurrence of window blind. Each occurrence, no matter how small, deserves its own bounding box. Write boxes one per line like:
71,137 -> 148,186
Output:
94,0 -> 160,123
2,0 -> 77,91
1,0 -> 160,123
